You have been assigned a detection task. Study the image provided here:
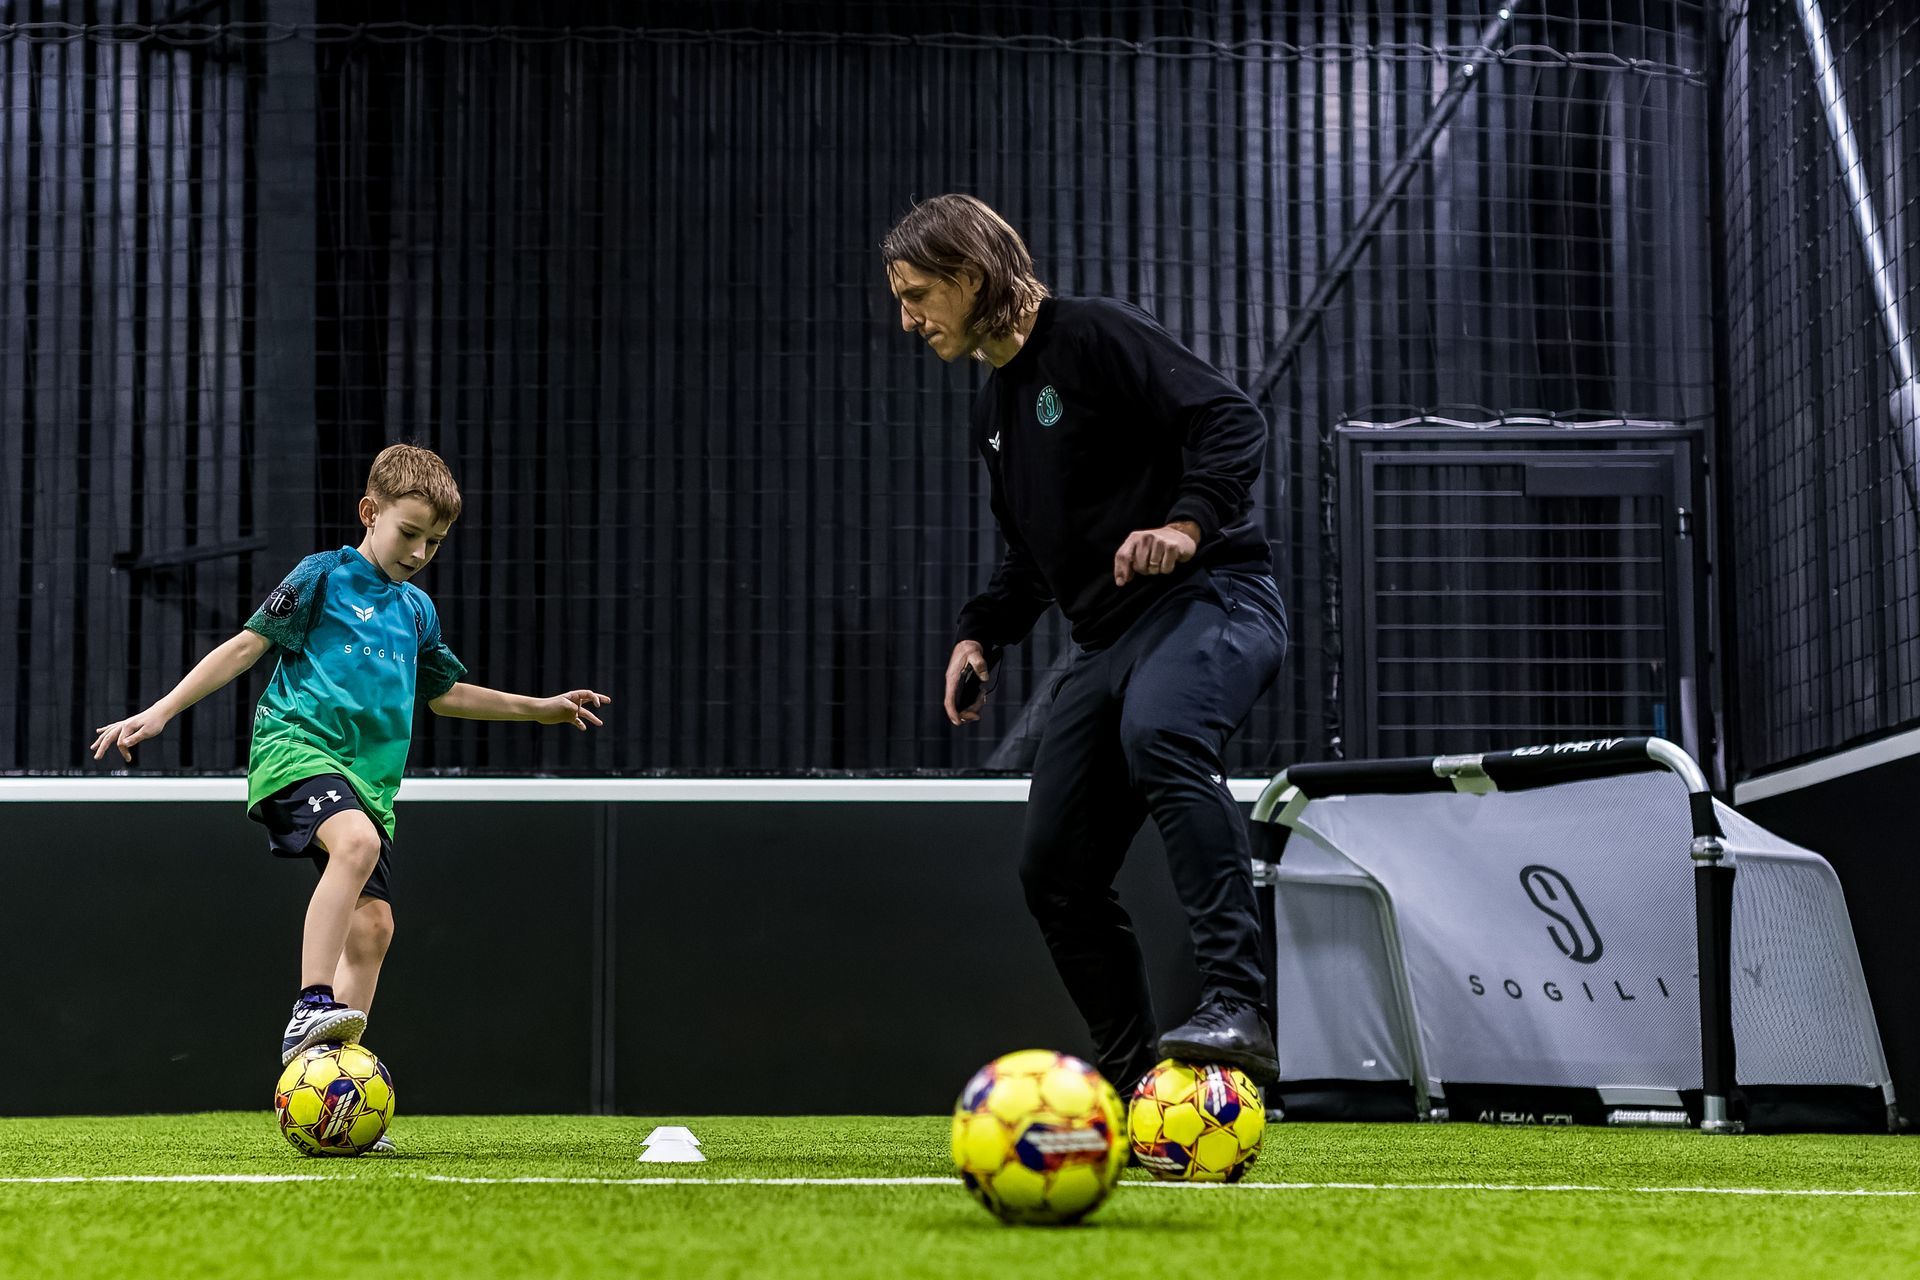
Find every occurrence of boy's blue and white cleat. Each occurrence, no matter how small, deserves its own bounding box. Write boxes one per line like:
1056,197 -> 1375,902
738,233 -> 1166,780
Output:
368,1132 -> 396,1154
280,1002 -> 368,1065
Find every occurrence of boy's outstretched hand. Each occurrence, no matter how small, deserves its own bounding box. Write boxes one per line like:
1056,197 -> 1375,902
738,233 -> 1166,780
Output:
536,690 -> 612,731
90,708 -> 172,763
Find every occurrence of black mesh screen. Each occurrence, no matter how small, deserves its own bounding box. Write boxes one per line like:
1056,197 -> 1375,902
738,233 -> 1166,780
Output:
1721,0 -> 1920,777
2,1 -> 1716,776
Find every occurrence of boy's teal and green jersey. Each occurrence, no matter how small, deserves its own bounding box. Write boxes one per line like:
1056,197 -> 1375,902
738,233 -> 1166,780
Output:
243,547 -> 466,838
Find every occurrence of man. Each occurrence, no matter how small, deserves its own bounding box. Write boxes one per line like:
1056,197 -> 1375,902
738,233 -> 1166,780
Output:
883,194 -> 1288,1092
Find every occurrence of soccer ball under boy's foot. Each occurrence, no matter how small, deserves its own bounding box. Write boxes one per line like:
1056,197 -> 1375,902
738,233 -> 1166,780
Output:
281,1001 -> 367,1066
1128,1059 -> 1264,1182
274,1043 -> 396,1157
950,1049 -> 1127,1226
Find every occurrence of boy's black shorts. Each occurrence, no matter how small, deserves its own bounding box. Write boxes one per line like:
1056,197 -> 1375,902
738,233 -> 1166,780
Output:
249,773 -> 395,904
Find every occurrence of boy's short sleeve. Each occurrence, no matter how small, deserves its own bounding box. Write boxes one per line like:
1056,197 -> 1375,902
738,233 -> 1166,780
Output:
419,641 -> 466,704
413,595 -> 467,703
245,557 -> 328,653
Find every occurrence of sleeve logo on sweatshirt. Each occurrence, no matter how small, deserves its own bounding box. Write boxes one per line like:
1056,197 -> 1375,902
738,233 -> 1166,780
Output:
262,585 -> 299,618
1035,385 -> 1063,427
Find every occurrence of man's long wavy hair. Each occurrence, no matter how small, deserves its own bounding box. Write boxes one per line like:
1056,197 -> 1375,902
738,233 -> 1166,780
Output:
882,195 -> 1049,353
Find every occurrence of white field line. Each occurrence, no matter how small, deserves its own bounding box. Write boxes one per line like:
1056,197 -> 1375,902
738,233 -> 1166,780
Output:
0,1173 -> 1913,1198
0,1175 -> 332,1184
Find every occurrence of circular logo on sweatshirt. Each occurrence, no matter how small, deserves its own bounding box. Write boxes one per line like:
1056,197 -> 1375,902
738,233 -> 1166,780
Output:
1035,385 -> 1063,427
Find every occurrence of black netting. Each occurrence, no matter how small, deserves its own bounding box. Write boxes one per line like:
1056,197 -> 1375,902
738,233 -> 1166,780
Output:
2,1 -> 1717,775
1721,0 -> 1920,776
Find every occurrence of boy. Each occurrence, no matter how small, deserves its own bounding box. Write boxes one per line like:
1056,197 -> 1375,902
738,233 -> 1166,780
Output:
92,444 -> 611,1086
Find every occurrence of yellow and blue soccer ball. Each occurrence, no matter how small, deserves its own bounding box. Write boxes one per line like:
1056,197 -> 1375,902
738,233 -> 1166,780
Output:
1128,1059 -> 1264,1181
273,1043 -> 395,1157
950,1049 -> 1127,1225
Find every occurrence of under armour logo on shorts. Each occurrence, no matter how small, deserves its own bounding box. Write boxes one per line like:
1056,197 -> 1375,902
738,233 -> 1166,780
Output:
307,789 -> 343,813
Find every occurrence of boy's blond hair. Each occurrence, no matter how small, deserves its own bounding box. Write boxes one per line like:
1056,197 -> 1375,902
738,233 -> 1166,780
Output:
367,443 -> 462,524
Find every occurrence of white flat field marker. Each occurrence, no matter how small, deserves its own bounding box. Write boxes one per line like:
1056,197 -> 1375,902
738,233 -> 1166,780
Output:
638,1126 -> 705,1163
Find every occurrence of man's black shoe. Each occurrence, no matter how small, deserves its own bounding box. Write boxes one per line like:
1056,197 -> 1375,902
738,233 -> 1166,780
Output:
1155,995 -> 1279,1081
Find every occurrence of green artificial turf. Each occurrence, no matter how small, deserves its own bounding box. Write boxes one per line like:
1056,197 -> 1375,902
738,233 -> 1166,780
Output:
2,1114 -> 1917,1279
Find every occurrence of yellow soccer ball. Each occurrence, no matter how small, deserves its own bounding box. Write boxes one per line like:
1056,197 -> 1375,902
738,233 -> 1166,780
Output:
273,1043 -> 395,1157
950,1049 -> 1127,1225
1128,1059 -> 1264,1182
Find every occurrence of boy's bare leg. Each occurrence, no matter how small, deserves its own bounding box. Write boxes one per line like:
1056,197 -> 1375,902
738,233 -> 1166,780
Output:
335,894 -> 398,1152
331,895 -> 395,1016
302,809 -> 383,986
282,809 -> 380,1064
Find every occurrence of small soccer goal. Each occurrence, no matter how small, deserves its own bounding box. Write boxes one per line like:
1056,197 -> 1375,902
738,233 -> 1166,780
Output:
1249,737 -> 1896,1134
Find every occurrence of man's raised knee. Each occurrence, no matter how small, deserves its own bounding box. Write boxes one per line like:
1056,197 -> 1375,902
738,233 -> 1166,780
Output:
1119,715 -> 1208,780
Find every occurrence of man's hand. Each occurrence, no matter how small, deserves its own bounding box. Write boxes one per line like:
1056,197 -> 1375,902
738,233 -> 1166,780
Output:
1113,521 -> 1200,586
91,707 -> 172,763
535,690 -> 612,730
944,640 -> 991,726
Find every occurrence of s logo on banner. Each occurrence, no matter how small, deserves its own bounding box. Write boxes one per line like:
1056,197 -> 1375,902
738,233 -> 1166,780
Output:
1519,864 -> 1604,964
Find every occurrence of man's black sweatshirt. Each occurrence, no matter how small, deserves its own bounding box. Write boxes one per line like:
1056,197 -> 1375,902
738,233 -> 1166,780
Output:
954,296 -> 1272,656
